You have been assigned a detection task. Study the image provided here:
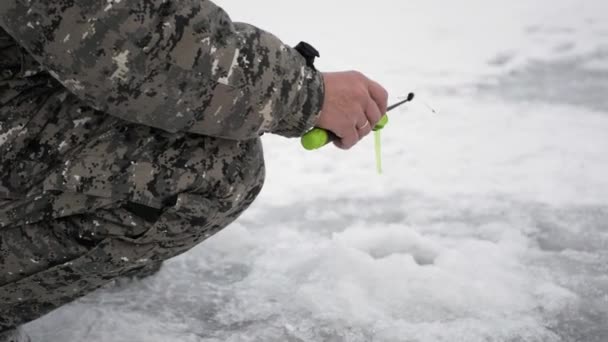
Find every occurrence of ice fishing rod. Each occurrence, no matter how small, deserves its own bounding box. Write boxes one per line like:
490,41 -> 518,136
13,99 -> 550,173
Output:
301,92 -> 416,151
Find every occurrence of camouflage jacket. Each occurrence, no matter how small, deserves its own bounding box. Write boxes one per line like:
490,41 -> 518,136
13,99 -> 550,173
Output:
0,0 -> 324,227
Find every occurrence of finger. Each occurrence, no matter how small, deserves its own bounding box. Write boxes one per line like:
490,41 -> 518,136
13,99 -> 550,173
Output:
357,120 -> 373,138
368,80 -> 389,114
365,100 -> 382,128
334,126 -> 360,150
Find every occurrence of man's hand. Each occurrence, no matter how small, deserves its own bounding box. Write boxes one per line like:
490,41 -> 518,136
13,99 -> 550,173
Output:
316,71 -> 389,149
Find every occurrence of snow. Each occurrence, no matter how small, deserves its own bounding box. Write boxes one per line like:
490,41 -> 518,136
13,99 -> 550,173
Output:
25,0 -> 608,341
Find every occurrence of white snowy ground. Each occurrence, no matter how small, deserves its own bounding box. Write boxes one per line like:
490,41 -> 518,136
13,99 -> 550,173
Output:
26,0 -> 608,341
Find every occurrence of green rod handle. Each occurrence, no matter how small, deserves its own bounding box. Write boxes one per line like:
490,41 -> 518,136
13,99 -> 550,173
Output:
301,115 -> 389,150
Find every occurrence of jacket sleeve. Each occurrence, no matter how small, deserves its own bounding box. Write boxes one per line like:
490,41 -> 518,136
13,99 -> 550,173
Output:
0,0 -> 324,139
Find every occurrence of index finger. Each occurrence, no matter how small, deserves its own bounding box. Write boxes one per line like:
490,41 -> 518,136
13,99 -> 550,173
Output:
368,80 -> 389,114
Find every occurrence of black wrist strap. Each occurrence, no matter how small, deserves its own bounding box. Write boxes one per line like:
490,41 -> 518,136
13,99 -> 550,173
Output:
295,41 -> 320,71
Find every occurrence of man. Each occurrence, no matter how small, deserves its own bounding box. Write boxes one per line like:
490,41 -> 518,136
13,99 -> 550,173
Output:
0,0 -> 388,340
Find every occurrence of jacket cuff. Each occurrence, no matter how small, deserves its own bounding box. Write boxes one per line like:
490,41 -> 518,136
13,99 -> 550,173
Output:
271,68 -> 325,138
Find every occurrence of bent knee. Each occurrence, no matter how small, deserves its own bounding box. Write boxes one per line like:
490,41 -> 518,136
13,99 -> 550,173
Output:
126,138 -> 266,248
197,137 -> 266,215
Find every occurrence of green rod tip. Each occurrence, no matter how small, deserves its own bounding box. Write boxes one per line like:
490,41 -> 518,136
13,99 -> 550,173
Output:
373,115 -> 389,131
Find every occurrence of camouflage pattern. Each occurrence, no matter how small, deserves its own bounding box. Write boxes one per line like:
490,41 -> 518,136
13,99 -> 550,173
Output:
0,327 -> 29,342
0,0 -> 324,332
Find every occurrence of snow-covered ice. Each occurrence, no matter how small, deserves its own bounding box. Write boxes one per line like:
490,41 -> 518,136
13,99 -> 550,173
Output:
25,0 -> 608,341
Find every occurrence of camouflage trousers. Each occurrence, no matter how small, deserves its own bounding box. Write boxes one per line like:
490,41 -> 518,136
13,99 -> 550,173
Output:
0,135 -> 265,332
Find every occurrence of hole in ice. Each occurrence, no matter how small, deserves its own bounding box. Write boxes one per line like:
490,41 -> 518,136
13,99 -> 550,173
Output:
334,225 -> 440,266
366,243 -> 437,266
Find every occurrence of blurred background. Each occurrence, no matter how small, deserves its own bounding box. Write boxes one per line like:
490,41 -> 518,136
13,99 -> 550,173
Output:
27,0 -> 608,341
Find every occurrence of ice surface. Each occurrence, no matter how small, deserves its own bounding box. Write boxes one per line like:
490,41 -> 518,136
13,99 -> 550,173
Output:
25,0 -> 608,341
